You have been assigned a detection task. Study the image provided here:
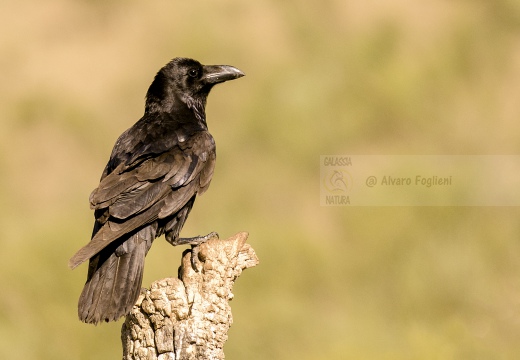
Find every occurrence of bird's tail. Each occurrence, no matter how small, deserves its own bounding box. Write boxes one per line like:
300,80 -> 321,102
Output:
78,226 -> 155,324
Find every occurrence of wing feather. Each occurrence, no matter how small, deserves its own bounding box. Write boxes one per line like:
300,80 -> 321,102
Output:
69,131 -> 216,269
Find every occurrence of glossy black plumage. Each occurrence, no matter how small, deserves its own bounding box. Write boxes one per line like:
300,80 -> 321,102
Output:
69,58 -> 244,324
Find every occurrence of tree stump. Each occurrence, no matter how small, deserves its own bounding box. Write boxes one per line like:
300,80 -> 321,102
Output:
121,232 -> 258,360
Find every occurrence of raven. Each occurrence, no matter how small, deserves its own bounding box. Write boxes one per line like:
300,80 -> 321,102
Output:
69,58 -> 244,324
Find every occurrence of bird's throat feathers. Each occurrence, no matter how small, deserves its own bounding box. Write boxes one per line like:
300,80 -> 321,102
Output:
145,71 -> 208,125
184,96 -> 207,124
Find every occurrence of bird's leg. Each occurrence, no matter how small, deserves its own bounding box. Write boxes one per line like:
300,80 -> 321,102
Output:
190,245 -> 201,272
173,232 -> 219,271
176,231 -> 219,246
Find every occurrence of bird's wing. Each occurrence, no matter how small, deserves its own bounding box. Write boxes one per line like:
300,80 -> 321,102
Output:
98,112 -> 190,180
68,131 -> 216,269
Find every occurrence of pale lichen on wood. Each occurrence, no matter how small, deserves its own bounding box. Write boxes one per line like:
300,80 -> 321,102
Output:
121,232 -> 258,360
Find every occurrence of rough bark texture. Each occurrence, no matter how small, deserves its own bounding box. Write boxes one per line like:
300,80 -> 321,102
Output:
121,232 -> 258,360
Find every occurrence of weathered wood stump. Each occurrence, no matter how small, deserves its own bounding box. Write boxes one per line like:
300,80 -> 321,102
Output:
121,232 -> 258,360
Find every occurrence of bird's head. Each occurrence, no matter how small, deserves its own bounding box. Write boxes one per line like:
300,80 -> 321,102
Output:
145,57 -> 244,118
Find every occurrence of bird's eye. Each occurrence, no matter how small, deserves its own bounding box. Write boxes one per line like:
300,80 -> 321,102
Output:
188,69 -> 199,78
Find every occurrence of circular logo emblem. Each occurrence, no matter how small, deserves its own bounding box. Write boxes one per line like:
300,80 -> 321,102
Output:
323,169 -> 352,193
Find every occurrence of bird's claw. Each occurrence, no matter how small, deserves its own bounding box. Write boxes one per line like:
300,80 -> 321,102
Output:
190,245 -> 201,272
178,232 -> 219,271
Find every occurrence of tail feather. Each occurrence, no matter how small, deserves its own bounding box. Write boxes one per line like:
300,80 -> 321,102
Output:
78,226 -> 154,324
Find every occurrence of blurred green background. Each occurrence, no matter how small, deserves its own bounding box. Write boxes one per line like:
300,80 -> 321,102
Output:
1,0 -> 520,359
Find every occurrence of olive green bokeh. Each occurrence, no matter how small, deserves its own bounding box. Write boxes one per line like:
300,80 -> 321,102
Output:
1,0 -> 520,359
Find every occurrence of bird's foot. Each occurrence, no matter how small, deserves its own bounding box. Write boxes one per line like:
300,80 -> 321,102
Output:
177,232 -> 219,271
177,231 -> 219,246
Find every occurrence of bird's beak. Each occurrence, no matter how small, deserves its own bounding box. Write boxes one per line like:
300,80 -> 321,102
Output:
202,65 -> 245,85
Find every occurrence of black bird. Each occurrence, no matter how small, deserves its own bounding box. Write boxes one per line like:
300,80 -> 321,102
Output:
69,57 -> 244,324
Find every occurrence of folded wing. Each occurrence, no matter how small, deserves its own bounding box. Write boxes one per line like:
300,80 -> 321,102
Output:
68,130 -> 216,269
